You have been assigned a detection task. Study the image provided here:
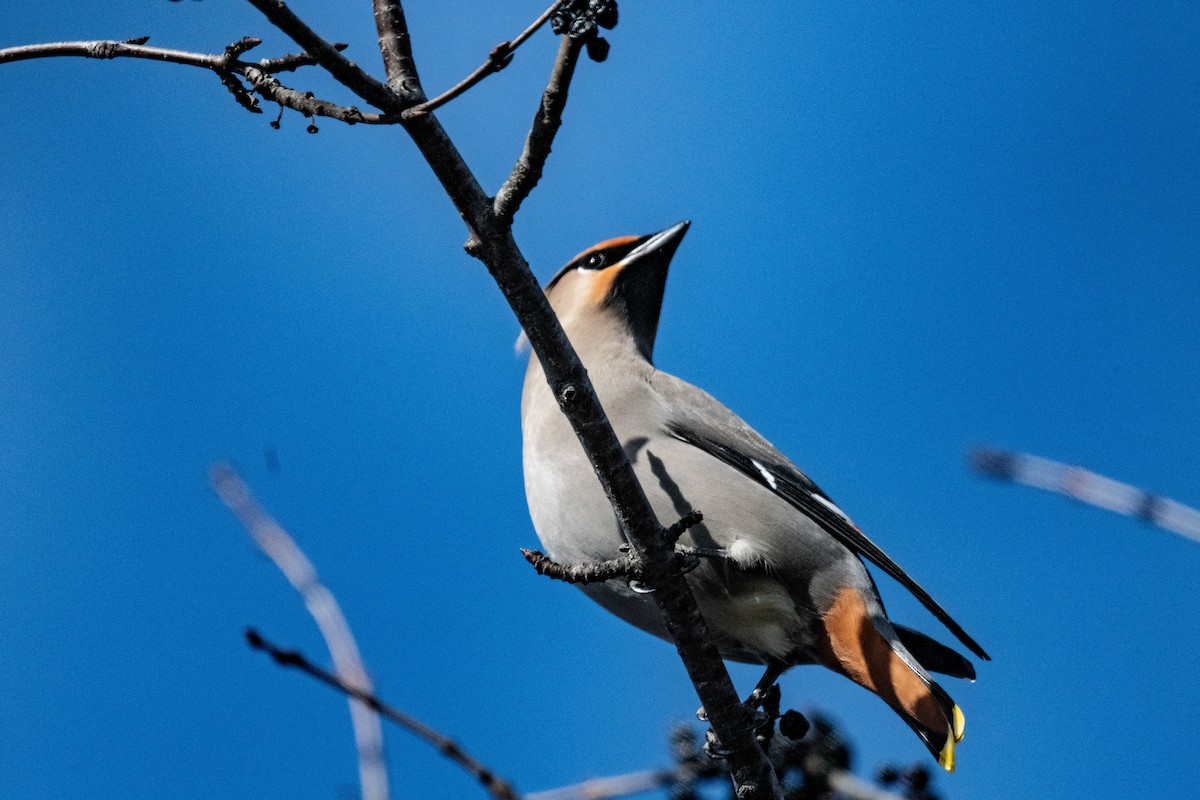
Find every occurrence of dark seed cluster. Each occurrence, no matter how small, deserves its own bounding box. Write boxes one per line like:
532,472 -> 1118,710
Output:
550,0 -> 619,62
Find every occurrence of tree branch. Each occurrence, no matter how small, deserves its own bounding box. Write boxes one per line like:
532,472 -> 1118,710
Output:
2,5 -> 785,796
0,38 -> 392,124
371,0 -> 424,100
0,39 -> 222,68
257,41 -> 349,74
246,629 -> 520,800
520,548 -> 638,584
211,465 -> 389,800
493,34 -> 581,223
246,0 -> 401,111
403,1 -> 564,119
384,9 -> 783,793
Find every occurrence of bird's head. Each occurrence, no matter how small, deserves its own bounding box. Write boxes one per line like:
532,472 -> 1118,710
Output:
541,220 -> 690,361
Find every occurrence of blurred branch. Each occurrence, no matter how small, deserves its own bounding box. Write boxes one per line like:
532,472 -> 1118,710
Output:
526,768 -> 908,800
970,446 -> 1200,544
210,465 -> 389,800
245,629 -> 520,800
526,769 -> 674,800
526,720 -> 913,800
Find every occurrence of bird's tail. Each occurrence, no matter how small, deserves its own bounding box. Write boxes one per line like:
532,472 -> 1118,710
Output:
817,587 -> 966,771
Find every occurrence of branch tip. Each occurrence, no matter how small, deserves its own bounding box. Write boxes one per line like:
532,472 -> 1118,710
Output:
522,548 -> 638,584
224,36 -> 263,62
402,0 -> 563,119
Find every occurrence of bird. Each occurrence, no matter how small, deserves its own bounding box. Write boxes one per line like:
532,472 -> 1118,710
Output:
520,221 -> 988,772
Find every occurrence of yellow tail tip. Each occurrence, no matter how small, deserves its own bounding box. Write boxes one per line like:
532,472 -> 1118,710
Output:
952,704 -> 966,743
938,730 -> 957,772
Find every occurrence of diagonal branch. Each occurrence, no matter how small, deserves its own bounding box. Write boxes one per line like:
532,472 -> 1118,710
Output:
246,0 -> 401,111
246,629 -> 520,800
211,465 -> 389,800
403,1 -> 564,119
492,35 -> 582,223
3,5 -> 785,797
386,13 -> 783,796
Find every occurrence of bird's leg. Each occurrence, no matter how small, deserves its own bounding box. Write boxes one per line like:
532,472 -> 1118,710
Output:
745,659 -> 787,710
696,659 -> 787,755
747,662 -> 810,744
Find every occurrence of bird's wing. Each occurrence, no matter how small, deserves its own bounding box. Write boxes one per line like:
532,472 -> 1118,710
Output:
893,625 -> 976,680
655,372 -> 990,661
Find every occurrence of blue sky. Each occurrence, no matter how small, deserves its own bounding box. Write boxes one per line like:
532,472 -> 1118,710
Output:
2,2 -> 1199,798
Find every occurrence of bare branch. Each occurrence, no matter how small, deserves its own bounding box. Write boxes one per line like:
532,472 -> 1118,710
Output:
399,107 -> 785,800
257,41 -> 349,74
527,767 -> 907,800
245,629 -> 520,800
0,39 -> 224,68
371,0 -> 423,100
403,1 -> 564,119
5,6 -> 785,796
492,35 -> 582,223
211,465 -> 389,800
245,0 -> 401,111
526,769 -> 674,800
520,548 -> 637,584
0,38 -> 391,125
240,65 -> 391,124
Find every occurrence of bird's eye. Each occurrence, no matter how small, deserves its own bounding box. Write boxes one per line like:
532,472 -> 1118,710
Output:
582,252 -> 607,270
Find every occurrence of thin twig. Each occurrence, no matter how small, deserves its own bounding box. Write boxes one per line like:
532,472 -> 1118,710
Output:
403,1 -> 564,119
0,39 -> 391,124
492,35 -> 582,222
525,769 -> 674,800
211,465 -> 389,800
258,41 -> 349,74
0,39 -> 223,68
520,549 -> 637,584
245,629 -> 521,800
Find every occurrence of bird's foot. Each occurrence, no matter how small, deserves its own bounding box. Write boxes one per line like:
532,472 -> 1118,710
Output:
743,681 -> 780,712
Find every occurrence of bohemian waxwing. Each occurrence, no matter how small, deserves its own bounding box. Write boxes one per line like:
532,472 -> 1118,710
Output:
520,221 -> 988,771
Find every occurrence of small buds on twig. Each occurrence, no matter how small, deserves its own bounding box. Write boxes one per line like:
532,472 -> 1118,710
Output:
223,36 -> 263,62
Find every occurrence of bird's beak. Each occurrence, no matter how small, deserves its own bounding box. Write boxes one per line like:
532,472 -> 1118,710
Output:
610,220 -> 690,361
616,220 -> 691,272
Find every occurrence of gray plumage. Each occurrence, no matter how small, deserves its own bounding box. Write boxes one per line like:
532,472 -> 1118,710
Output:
520,222 -> 983,770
